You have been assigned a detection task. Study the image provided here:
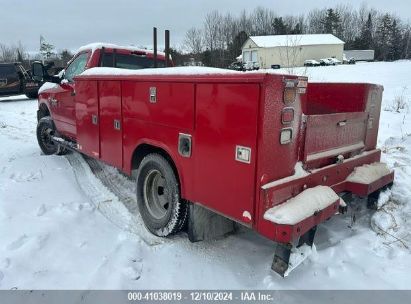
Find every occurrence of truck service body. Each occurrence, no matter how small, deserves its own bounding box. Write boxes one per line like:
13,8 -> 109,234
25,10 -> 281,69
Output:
34,44 -> 394,276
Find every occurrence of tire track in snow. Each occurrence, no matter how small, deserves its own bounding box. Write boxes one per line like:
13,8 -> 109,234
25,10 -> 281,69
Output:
65,153 -> 174,246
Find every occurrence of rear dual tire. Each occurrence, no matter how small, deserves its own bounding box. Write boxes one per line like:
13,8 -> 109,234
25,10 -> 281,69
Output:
136,153 -> 188,237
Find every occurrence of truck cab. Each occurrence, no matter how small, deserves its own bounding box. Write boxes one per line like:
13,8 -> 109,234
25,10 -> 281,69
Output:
34,43 -> 169,140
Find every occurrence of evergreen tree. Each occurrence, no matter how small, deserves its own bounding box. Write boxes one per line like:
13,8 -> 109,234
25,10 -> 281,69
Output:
40,36 -> 55,59
228,31 -> 248,58
290,23 -> 302,34
375,14 -> 393,61
389,19 -> 402,60
321,9 -> 342,36
355,13 -> 373,49
272,17 -> 288,35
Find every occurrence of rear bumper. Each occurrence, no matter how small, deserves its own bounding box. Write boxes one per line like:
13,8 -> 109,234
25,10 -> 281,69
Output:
258,149 -> 394,243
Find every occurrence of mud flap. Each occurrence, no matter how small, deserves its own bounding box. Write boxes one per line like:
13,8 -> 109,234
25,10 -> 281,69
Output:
188,204 -> 236,242
272,226 -> 317,277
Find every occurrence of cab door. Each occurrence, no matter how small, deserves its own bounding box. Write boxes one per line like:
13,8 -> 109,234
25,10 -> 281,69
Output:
53,52 -> 90,138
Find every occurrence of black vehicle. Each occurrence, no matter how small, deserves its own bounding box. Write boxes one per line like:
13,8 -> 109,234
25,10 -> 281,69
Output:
0,62 -> 41,99
227,61 -> 245,71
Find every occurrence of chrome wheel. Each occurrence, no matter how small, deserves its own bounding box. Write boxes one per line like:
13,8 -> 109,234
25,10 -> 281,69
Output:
136,153 -> 188,236
143,169 -> 169,220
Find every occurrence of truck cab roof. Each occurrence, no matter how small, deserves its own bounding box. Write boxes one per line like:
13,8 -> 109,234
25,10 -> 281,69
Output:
77,43 -> 167,59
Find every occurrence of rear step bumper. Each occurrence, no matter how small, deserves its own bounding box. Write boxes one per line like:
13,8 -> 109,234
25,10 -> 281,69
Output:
258,149 -> 394,244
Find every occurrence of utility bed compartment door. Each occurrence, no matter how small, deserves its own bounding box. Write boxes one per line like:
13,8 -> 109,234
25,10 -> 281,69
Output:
303,112 -> 368,164
99,81 -> 123,168
75,80 -> 100,158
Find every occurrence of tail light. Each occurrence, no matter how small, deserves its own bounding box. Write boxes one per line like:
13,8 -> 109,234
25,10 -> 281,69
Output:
281,107 -> 295,124
284,85 -> 297,104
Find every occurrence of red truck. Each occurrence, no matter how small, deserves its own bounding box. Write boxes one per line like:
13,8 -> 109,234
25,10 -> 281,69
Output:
32,43 -> 394,276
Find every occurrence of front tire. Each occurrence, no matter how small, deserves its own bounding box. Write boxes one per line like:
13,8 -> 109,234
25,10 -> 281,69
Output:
136,153 -> 188,236
36,117 -> 66,155
26,92 -> 38,99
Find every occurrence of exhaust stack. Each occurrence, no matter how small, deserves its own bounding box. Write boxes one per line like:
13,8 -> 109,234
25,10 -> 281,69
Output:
165,29 -> 170,67
153,27 -> 158,68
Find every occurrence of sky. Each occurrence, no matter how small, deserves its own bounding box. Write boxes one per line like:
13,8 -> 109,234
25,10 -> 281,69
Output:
0,0 -> 410,54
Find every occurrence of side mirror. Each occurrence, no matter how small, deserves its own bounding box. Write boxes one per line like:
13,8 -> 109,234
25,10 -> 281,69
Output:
32,61 -> 45,81
31,61 -> 61,84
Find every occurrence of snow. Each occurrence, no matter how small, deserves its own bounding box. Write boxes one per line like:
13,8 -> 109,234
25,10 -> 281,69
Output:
242,211 -> 252,221
250,34 -> 344,48
1,61 -> 411,289
262,162 -> 309,190
264,186 -> 340,225
80,66 -> 241,77
38,82 -> 59,94
347,162 -> 392,184
77,42 -> 165,56
284,244 -> 315,277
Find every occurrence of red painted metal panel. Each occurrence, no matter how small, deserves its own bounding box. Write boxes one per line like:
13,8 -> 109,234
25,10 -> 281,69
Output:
74,80 -> 99,158
99,81 -> 122,168
122,81 -> 194,130
364,85 -> 384,150
122,119 -> 195,199
254,75 -> 303,231
193,83 -> 260,223
303,112 -> 368,165
345,171 -> 394,196
270,200 -> 340,243
304,83 -> 368,114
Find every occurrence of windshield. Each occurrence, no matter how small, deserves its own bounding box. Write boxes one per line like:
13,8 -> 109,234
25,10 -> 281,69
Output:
65,52 -> 89,82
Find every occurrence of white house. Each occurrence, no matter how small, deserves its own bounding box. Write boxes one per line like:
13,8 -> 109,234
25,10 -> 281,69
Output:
242,34 -> 345,68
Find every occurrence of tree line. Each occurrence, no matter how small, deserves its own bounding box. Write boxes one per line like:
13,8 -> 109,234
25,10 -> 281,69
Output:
0,36 -> 73,70
2,4 -> 410,69
182,4 -> 411,67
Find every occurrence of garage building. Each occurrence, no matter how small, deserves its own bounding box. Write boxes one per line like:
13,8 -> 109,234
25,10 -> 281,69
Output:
242,34 -> 345,69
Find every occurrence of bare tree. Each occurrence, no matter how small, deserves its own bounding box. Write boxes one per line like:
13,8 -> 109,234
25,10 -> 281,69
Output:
335,4 -> 359,45
306,9 -> 326,34
183,27 -> 204,54
278,35 -> 305,74
238,9 -> 253,35
203,10 -> 222,52
251,7 -> 273,35
0,44 -> 17,62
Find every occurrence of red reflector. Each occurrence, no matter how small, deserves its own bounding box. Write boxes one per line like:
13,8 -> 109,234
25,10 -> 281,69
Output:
282,108 -> 295,124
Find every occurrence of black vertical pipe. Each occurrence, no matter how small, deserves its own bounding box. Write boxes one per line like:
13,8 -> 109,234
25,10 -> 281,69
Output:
113,48 -> 117,68
165,29 -> 170,67
99,47 -> 105,67
153,27 -> 158,68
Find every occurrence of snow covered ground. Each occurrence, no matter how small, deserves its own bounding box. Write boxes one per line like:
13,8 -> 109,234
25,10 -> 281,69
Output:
0,61 -> 410,289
